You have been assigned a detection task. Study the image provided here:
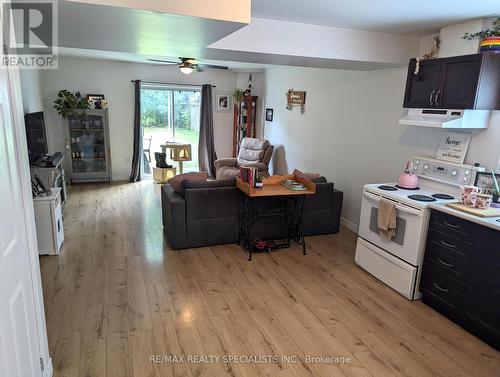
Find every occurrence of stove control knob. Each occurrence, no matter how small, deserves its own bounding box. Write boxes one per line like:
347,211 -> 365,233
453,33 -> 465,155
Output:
463,177 -> 468,182
465,170 -> 470,175
451,170 -> 457,176
423,164 -> 429,170
415,159 -> 420,165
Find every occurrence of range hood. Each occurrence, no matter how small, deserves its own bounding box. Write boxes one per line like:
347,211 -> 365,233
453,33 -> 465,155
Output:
399,109 -> 490,129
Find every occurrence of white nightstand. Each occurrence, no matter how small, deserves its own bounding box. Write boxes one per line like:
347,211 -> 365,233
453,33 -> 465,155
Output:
33,188 -> 64,255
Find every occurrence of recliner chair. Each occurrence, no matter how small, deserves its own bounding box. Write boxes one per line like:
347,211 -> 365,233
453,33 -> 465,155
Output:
214,137 -> 274,180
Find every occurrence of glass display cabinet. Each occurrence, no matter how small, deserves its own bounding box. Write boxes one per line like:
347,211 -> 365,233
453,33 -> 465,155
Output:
65,109 -> 112,183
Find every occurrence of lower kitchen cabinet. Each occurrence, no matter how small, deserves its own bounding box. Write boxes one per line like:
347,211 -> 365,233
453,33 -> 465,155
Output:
461,226 -> 500,349
420,209 -> 499,350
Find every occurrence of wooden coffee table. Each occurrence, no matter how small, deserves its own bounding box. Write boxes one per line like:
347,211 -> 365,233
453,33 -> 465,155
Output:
236,175 -> 316,260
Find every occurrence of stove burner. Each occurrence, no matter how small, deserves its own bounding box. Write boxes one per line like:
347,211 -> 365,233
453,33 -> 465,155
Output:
431,193 -> 455,200
395,185 -> 420,190
378,185 -> 397,191
408,194 -> 437,202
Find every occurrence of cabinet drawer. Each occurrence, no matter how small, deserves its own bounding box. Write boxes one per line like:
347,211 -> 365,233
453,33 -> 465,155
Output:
426,229 -> 471,261
424,247 -> 468,282
420,265 -> 465,319
429,210 -> 476,242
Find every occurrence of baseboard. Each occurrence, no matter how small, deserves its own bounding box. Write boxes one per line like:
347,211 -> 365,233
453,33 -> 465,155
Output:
43,357 -> 53,377
340,217 -> 359,234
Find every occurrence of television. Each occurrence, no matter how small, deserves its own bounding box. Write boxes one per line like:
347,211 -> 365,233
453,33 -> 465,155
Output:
24,111 -> 48,165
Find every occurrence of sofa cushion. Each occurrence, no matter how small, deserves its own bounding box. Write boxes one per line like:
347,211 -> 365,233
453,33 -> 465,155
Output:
312,176 -> 328,184
182,178 -> 235,191
167,171 -> 208,194
294,168 -> 321,181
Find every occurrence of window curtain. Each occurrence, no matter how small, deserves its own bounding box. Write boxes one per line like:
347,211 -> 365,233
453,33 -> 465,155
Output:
198,84 -> 217,177
129,79 -> 141,182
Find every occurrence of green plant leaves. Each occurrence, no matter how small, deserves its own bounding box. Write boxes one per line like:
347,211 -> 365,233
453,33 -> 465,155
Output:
53,90 -> 90,118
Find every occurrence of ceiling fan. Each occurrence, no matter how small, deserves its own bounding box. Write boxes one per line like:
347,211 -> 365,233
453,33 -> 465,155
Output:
147,57 -> 228,75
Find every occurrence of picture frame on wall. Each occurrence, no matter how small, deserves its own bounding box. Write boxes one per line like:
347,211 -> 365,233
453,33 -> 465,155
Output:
215,92 -> 232,112
265,108 -> 273,122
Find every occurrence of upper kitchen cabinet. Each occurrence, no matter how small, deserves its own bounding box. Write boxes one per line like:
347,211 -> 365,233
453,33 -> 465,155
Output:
403,53 -> 500,110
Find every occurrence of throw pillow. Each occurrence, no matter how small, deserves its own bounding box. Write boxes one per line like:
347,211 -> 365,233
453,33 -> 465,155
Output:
293,168 -> 320,181
168,172 -> 208,194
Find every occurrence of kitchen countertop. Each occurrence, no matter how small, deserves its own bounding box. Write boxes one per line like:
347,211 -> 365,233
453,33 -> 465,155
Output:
430,203 -> 500,232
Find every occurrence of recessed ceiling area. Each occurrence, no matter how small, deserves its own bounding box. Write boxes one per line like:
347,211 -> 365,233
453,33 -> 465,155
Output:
251,0 -> 500,34
54,0 -> 500,71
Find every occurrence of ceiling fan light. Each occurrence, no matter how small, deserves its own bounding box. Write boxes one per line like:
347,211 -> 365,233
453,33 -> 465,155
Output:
179,63 -> 194,75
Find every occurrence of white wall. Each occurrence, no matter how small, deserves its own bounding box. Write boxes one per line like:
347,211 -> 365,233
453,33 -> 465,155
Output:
39,56 -> 238,180
263,65 -> 500,229
19,69 -> 44,113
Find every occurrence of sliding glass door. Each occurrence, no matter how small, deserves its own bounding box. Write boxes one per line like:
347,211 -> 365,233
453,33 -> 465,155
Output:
140,85 -> 201,177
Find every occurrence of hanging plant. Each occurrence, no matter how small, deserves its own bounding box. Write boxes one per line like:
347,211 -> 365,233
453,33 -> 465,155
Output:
232,88 -> 245,103
53,90 -> 89,118
462,17 -> 500,40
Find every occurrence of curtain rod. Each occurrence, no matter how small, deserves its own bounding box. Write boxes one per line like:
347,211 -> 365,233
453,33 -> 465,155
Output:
131,79 -> 215,88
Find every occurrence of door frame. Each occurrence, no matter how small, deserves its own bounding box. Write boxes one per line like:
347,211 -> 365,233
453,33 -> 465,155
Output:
5,64 -> 52,375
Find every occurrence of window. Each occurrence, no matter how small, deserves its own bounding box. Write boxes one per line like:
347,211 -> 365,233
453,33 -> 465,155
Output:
140,85 -> 201,177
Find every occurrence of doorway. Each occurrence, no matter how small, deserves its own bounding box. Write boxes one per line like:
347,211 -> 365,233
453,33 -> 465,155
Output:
140,85 -> 201,178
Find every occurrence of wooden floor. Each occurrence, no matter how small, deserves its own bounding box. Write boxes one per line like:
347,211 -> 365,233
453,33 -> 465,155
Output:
40,182 -> 500,377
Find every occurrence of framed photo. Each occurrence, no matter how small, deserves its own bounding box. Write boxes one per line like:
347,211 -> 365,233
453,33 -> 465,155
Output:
436,131 -> 471,164
86,94 -> 105,109
86,94 -> 105,101
216,92 -> 232,112
265,108 -> 273,122
475,172 -> 498,196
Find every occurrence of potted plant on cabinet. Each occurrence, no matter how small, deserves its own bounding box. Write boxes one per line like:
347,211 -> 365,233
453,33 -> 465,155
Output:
462,17 -> 500,53
53,90 -> 89,118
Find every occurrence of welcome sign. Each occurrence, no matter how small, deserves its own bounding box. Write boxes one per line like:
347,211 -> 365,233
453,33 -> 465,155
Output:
436,132 -> 471,164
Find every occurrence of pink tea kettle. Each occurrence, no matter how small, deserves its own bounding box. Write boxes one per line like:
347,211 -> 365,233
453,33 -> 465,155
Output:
398,161 -> 419,189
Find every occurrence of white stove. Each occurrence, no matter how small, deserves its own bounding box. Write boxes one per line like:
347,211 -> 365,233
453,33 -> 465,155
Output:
355,156 -> 484,300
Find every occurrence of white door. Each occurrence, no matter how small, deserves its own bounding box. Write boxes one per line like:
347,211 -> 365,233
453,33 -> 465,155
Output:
0,6 -> 44,377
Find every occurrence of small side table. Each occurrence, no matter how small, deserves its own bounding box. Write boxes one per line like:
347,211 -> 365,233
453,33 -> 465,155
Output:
236,175 -> 316,260
33,188 -> 64,255
160,142 -> 192,174
153,166 -> 176,183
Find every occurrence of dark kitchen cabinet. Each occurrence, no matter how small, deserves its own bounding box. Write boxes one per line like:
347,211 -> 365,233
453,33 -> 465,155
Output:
420,209 -> 500,350
461,226 -> 500,349
403,53 -> 500,110
403,59 -> 442,108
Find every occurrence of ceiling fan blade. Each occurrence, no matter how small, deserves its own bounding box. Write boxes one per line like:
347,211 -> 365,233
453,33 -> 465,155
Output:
179,57 -> 197,63
197,63 -> 229,70
147,58 -> 179,64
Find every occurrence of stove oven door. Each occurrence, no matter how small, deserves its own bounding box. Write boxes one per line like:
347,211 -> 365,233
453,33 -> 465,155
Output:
359,190 -> 426,266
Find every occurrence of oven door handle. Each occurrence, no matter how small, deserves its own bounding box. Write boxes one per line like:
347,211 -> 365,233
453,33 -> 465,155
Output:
364,191 -> 422,217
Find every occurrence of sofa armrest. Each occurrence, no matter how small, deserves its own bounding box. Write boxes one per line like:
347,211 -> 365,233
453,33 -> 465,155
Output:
331,189 -> 343,233
161,184 -> 187,249
214,158 -> 237,169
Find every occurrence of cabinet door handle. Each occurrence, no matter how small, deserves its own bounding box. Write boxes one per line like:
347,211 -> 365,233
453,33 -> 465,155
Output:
440,240 -> 456,249
429,90 -> 436,106
433,283 -> 449,293
443,220 -> 459,229
438,258 -> 453,268
435,89 -> 441,107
